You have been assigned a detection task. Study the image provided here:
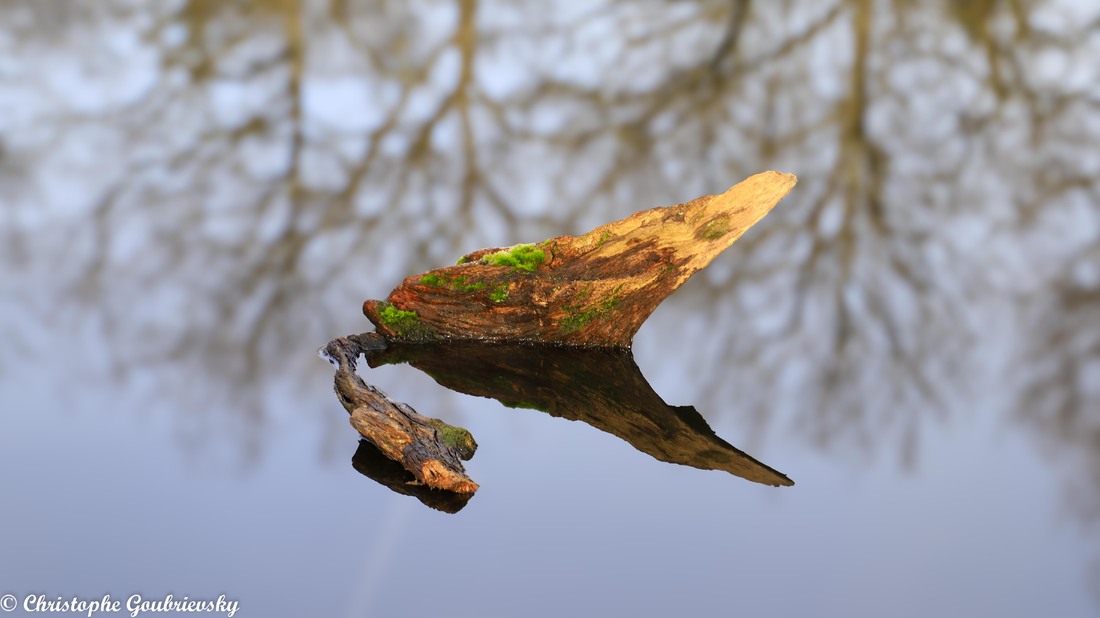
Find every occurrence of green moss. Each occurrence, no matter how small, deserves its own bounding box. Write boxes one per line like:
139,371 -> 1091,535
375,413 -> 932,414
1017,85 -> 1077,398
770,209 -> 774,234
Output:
419,272 -> 485,293
454,276 -> 486,292
699,215 -> 730,241
456,255 -> 469,265
484,244 -> 545,272
419,273 -> 444,286
560,284 -> 623,334
561,308 -> 599,334
379,304 -> 420,330
427,419 -> 478,460
376,302 -> 440,340
489,284 -> 509,303
595,230 -> 613,247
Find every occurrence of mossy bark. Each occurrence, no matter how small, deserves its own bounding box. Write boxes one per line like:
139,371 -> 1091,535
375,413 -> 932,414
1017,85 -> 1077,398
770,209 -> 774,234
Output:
363,171 -> 797,347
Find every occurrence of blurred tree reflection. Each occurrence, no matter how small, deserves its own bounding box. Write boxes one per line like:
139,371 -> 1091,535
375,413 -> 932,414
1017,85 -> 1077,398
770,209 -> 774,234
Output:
1,0 -> 1099,513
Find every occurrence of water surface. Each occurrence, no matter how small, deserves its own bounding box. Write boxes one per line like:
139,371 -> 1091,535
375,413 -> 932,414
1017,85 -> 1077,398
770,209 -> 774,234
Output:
2,1 -> 1099,616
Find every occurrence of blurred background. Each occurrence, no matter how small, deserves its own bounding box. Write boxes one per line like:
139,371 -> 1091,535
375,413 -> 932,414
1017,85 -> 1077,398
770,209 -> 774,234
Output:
1,0 -> 1099,616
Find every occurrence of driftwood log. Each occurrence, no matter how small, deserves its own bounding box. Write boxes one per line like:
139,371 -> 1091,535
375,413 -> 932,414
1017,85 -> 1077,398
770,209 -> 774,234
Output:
324,172 -> 798,498
363,172 -> 796,347
320,333 -> 479,494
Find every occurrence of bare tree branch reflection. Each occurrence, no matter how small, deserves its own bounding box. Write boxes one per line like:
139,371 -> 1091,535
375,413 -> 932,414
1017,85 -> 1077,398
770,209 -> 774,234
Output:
1,0 -> 1099,536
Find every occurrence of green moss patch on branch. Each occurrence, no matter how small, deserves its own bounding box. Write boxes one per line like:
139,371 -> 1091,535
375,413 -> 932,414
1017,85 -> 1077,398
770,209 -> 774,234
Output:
427,419 -> 478,460
375,302 -> 437,340
698,215 -> 731,241
420,273 -> 486,293
483,244 -> 546,272
560,284 -> 624,334
379,304 -> 419,329
489,284 -> 510,303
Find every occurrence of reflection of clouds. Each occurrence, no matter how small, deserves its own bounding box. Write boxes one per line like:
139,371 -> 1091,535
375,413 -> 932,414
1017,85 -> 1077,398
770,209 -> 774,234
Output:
0,0 -> 1098,528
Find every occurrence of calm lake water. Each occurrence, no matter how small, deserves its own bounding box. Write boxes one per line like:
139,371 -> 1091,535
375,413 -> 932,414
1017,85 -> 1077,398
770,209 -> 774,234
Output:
2,1 -> 1099,617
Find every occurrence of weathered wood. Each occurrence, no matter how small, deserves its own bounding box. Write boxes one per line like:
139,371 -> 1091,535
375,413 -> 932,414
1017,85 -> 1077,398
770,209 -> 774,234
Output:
366,342 -> 793,487
320,334 -> 479,494
351,439 -> 474,513
363,172 -> 797,347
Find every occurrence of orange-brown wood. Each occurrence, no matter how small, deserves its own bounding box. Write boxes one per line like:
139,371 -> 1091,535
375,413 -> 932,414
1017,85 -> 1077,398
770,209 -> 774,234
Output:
363,172 -> 797,347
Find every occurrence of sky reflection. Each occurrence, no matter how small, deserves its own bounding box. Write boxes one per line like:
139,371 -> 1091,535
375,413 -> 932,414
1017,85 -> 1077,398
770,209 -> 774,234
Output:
1,1 -> 1099,616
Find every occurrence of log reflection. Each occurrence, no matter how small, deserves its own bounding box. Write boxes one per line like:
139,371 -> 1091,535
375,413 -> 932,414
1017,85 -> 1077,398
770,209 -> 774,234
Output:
351,439 -> 474,514
363,341 -> 793,488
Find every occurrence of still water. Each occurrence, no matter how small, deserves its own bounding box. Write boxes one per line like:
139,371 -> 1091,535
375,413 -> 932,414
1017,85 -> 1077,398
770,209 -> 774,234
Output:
4,303 -> 1097,617
2,1 -> 1100,616
3,303 -> 1094,617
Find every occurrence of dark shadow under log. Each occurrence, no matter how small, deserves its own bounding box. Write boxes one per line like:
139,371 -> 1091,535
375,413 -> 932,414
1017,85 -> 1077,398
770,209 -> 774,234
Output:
320,334 -> 479,494
351,439 -> 474,513
366,342 -> 793,487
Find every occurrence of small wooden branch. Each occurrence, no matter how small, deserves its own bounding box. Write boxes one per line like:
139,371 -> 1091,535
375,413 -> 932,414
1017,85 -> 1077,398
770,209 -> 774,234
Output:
362,172 -> 796,347
351,440 -> 474,513
320,334 -> 478,494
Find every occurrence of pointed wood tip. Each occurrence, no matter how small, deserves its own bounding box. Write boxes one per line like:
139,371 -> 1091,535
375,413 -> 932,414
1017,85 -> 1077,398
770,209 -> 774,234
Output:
705,171 -> 798,231
748,170 -> 798,188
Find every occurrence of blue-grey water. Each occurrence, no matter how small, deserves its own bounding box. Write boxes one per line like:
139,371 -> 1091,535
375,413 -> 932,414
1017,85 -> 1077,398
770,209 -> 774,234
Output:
2,1 -> 1099,616
3,307 -> 1093,617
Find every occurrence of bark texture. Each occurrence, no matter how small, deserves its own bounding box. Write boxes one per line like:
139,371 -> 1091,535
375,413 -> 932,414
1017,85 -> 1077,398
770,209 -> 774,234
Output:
351,439 -> 474,513
363,172 -> 797,347
321,334 -> 479,494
